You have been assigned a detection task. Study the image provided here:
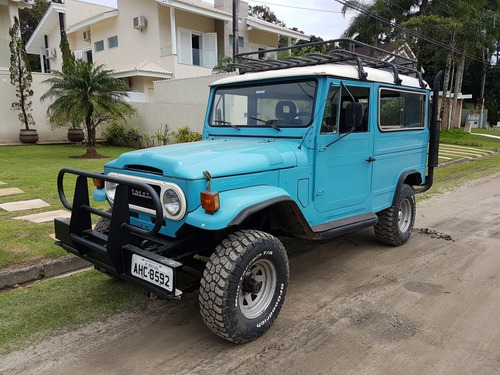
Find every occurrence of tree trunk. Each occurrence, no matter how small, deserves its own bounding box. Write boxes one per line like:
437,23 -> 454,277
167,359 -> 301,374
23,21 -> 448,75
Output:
450,54 -> 465,129
440,51 -> 452,129
447,61 -> 456,130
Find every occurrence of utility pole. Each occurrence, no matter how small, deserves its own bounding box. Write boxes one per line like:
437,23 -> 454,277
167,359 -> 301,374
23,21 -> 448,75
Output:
479,48 -> 488,130
232,0 -> 239,60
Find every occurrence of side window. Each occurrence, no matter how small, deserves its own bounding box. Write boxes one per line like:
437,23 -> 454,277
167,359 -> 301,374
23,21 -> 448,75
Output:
339,85 -> 370,133
379,89 -> 425,131
321,85 -> 340,133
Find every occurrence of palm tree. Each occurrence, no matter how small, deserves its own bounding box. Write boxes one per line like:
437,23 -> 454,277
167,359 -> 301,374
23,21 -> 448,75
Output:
41,60 -> 135,157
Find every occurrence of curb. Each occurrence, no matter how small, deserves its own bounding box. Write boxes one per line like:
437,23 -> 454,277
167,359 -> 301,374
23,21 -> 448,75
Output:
0,255 -> 91,290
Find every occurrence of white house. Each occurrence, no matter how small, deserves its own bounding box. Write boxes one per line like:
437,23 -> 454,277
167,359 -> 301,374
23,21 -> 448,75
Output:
0,0 -> 32,71
1,0 -> 309,144
26,0 -> 309,102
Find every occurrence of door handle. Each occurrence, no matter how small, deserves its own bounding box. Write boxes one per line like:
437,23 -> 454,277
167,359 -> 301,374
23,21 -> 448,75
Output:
366,157 -> 376,163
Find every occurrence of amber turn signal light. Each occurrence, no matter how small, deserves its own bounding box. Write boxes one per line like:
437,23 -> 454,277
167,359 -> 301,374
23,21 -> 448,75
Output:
200,190 -> 220,214
93,178 -> 104,189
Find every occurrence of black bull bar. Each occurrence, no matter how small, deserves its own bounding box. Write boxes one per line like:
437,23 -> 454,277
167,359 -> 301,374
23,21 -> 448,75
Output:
55,168 -> 182,299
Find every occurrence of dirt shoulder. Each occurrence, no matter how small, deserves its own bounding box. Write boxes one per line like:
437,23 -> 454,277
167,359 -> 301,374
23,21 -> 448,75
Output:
2,173 -> 500,375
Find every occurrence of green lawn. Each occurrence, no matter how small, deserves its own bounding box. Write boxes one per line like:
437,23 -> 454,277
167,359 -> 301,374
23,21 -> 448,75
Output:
0,269 -> 147,354
1,135 -> 500,269
440,128 -> 500,151
0,145 -> 134,269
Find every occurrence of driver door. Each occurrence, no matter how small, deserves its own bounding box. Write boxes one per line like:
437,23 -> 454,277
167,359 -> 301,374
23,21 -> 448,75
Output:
314,82 -> 374,218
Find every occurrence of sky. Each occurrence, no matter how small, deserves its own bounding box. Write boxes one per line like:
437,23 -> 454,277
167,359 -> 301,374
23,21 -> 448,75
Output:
245,0 -> 357,40
82,0 -> 358,41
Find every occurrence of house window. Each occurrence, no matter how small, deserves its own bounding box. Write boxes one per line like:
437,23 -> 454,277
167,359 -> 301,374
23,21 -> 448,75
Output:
108,36 -> 118,49
228,35 -> 244,48
178,28 -> 217,68
85,50 -> 93,63
192,33 -> 201,66
95,40 -> 104,52
258,48 -> 266,60
76,48 -> 93,63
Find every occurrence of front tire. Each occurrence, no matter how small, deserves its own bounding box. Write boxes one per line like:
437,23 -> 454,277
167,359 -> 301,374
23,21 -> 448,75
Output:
374,183 -> 416,246
199,229 -> 289,343
94,209 -> 112,233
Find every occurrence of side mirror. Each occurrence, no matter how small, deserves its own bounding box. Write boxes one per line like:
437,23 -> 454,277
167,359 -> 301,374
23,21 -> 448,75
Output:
345,102 -> 363,128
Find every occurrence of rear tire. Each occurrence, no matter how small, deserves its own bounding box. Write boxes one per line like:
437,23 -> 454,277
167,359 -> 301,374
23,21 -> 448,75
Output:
199,229 -> 289,343
374,183 -> 415,246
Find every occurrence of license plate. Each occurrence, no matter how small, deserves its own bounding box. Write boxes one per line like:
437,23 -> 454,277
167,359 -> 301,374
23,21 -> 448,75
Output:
131,254 -> 173,292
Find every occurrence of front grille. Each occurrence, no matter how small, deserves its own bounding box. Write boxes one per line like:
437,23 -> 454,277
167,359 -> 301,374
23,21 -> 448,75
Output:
128,184 -> 162,210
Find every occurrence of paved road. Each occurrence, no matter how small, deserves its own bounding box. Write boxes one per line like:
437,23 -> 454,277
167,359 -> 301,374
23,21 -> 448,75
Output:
2,173 -> 500,375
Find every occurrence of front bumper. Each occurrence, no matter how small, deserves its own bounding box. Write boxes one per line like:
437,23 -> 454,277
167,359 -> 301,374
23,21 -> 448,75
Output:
55,168 -> 183,299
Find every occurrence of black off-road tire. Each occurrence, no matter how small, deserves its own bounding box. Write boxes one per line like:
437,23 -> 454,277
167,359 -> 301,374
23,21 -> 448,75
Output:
94,209 -> 112,233
199,229 -> 289,344
374,183 -> 416,246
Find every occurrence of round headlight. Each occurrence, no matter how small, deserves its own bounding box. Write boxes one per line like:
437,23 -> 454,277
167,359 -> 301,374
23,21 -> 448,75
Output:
163,189 -> 181,216
105,181 -> 118,201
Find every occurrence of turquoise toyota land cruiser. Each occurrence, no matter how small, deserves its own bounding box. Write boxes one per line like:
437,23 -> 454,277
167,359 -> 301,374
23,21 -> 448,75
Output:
55,39 -> 442,344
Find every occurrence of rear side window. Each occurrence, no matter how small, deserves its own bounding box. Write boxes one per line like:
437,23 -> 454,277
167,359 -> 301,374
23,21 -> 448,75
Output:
379,88 -> 425,131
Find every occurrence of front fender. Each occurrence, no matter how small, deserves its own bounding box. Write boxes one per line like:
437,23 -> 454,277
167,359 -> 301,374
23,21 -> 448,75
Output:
185,185 -> 292,230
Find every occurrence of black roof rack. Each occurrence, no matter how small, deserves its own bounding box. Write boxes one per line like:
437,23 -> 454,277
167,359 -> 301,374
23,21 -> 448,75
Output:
230,38 -> 426,89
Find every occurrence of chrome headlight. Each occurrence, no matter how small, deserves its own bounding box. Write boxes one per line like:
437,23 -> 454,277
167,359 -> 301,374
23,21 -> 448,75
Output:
163,188 -> 181,216
105,181 -> 118,201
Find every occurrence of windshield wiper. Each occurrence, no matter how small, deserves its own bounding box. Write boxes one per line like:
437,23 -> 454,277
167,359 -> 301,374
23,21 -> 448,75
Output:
213,120 -> 239,130
249,116 -> 281,131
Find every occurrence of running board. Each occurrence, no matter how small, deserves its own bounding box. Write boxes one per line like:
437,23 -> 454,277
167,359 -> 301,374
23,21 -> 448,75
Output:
311,213 -> 378,240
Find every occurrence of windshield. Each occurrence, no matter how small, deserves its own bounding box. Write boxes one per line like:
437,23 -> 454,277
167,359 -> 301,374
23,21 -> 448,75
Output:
210,79 -> 317,129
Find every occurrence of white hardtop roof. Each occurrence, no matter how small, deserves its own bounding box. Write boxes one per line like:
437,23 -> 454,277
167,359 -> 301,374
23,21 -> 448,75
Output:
211,64 -> 428,89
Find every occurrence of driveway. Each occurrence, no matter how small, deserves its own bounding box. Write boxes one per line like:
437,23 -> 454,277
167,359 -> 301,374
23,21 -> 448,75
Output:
1,173 -> 500,375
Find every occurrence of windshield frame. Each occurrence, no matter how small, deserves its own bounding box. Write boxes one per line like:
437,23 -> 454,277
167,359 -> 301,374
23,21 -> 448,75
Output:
208,78 -> 318,131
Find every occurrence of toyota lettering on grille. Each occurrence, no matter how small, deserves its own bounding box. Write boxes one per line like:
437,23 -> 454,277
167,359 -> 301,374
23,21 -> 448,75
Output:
131,188 -> 152,200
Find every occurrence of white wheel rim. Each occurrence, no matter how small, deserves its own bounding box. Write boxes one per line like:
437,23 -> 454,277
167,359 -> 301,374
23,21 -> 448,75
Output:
398,198 -> 412,233
239,259 -> 277,319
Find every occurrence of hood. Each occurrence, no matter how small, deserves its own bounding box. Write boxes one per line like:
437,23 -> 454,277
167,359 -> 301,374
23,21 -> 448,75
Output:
106,139 -> 299,180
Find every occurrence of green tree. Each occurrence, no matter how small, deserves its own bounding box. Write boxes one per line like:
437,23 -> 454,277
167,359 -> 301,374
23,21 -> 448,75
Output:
18,0 -> 51,42
41,60 -> 136,157
341,0 -> 500,128
9,16 -> 35,131
248,5 -> 306,48
248,5 -> 285,27
59,30 -> 75,74
19,0 -> 51,72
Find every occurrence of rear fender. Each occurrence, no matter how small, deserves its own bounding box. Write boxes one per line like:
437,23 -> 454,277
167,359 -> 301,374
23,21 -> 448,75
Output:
185,186 -> 292,231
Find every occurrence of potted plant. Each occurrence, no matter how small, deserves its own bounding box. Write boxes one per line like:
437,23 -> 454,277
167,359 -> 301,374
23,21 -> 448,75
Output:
67,127 -> 85,142
48,112 -> 85,143
9,16 -> 37,144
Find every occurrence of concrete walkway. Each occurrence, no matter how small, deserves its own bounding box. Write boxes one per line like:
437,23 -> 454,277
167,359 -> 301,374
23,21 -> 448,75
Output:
0,181 -> 76,289
473,132 -> 500,140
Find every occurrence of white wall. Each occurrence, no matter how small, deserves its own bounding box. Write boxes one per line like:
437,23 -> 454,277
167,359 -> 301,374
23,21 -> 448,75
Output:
0,71 -> 67,144
130,73 -> 234,136
0,70 -> 235,144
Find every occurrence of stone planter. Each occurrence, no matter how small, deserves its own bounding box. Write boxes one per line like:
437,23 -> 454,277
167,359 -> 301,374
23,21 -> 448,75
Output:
19,129 -> 39,144
67,128 -> 85,142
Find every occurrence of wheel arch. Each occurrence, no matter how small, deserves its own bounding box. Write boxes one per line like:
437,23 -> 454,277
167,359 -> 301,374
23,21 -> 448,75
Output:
186,185 -> 314,238
393,170 -> 422,205
229,198 -> 315,239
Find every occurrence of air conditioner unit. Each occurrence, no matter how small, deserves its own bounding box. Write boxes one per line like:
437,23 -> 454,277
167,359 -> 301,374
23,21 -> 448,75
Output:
83,30 -> 91,42
45,48 -> 57,59
133,15 -> 147,31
